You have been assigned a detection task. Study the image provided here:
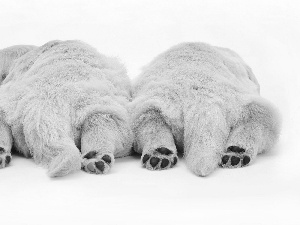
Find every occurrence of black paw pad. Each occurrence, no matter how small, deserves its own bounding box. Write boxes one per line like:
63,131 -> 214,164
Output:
0,147 -> 4,153
231,156 -> 240,166
102,155 -> 111,164
84,151 -> 97,159
87,163 -> 96,172
5,155 -> 11,165
227,146 -> 245,153
150,157 -> 160,167
242,156 -> 250,166
156,147 -> 172,155
95,161 -> 105,172
222,155 -> 230,164
172,157 -> 177,166
161,159 -> 169,168
142,154 -> 150,164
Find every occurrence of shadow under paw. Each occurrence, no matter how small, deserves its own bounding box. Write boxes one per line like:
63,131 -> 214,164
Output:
81,151 -> 114,174
142,147 -> 178,170
220,146 -> 251,168
0,147 -> 12,169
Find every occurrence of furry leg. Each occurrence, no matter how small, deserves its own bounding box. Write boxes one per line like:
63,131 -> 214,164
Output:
134,110 -> 178,170
220,122 -> 263,168
220,99 -> 281,168
184,105 -> 229,176
81,113 -> 123,174
0,120 -> 13,168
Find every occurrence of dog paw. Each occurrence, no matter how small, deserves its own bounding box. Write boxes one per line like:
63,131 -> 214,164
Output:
0,147 -> 12,169
142,147 -> 178,170
81,151 -> 114,174
220,146 -> 251,168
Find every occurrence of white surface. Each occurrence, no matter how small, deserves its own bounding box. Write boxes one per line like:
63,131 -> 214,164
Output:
0,0 -> 299,224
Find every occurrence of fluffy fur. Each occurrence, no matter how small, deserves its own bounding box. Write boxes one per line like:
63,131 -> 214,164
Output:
0,45 -> 37,84
131,42 -> 281,176
0,40 -> 133,177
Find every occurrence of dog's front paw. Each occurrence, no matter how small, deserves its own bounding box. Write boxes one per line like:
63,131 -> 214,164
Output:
81,151 -> 114,174
142,147 -> 178,170
0,147 -> 11,169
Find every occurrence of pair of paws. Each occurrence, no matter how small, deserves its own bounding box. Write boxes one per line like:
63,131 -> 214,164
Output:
81,147 -> 179,174
141,146 -> 251,171
0,147 -> 114,175
81,147 -> 180,174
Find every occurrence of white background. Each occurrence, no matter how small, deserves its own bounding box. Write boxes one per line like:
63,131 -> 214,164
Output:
0,0 -> 299,224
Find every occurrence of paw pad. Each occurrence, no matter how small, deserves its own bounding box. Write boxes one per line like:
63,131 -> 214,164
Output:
242,156 -> 250,165
150,157 -> 160,167
230,156 -> 240,166
161,159 -> 169,168
156,147 -> 173,155
83,151 -> 97,159
221,155 -> 230,164
101,155 -> 111,164
227,146 -> 245,153
172,157 -> 177,166
95,161 -> 105,172
142,154 -> 150,164
5,155 -> 11,165
0,147 -> 12,169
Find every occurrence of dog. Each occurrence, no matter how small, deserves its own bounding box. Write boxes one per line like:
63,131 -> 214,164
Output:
0,40 -> 133,177
131,42 -> 281,176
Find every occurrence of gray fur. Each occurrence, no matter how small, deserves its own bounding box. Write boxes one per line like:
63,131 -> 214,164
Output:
131,42 -> 281,176
0,45 -> 37,84
0,40 -> 133,177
